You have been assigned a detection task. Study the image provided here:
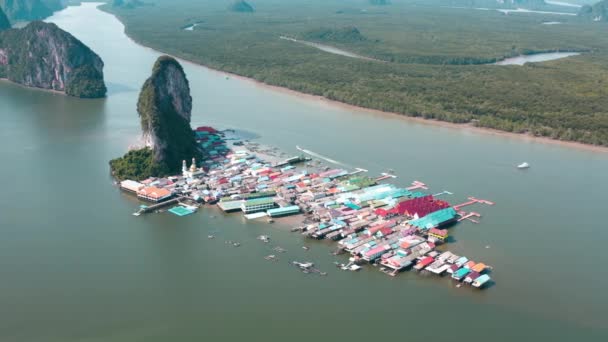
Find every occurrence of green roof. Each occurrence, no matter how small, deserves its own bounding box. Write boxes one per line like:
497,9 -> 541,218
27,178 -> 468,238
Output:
267,205 -> 300,216
244,197 -> 275,206
239,191 -> 276,200
409,207 -> 457,230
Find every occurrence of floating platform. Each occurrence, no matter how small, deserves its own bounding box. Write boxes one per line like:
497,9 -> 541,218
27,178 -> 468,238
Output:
245,212 -> 268,220
217,200 -> 244,212
169,206 -> 195,217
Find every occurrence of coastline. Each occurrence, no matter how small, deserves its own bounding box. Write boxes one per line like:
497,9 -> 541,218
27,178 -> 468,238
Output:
101,5 -> 608,154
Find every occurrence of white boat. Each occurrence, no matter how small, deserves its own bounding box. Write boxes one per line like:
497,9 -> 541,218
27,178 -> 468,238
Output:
292,261 -> 314,269
349,264 -> 362,271
517,162 -> 530,169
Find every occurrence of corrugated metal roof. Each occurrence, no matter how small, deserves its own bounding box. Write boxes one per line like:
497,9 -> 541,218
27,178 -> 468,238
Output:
244,197 -> 275,206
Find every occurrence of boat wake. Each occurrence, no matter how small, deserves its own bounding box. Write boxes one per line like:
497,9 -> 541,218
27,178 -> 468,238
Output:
296,146 -> 349,167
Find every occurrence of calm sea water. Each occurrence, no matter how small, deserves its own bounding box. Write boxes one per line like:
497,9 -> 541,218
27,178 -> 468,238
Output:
0,3 -> 607,341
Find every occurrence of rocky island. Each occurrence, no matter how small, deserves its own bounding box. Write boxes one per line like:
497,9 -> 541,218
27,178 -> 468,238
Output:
0,0 -> 65,21
0,20 -> 107,97
110,56 -> 200,181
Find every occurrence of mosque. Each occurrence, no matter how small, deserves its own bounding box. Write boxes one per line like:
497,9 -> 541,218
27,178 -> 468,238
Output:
182,158 -> 205,178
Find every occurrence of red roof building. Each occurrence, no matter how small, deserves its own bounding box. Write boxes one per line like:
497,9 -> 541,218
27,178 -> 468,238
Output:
196,126 -> 218,133
376,195 -> 450,218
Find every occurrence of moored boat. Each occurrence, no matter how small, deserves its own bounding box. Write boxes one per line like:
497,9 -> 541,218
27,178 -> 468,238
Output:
451,267 -> 471,281
472,274 -> 491,288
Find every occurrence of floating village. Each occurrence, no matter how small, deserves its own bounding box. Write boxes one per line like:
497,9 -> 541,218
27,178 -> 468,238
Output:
120,126 -> 495,290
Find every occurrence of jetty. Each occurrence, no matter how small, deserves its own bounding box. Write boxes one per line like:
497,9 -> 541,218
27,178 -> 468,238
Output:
133,196 -> 186,216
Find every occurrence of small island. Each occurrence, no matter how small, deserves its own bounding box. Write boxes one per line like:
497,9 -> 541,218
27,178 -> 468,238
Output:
229,0 -> 254,13
110,56 -> 200,180
0,21 -> 106,98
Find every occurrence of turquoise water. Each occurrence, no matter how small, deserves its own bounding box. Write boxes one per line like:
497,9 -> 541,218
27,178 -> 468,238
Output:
0,3 -> 607,341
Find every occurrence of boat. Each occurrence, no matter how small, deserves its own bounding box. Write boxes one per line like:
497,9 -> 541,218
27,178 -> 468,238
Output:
348,264 -> 362,271
292,261 -> 314,269
472,274 -> 491,288
517,162 -> 530,169
464,271 -> 481,284
451,267 -> 471,281
257,235 -> 270,243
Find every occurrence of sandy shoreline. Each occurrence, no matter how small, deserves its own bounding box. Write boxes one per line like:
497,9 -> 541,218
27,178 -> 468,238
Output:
102,5 -> 606,154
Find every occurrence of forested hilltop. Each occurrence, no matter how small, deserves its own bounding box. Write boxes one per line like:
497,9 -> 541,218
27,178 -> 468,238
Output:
0,0 -> 66,21
104,0 -> 608,146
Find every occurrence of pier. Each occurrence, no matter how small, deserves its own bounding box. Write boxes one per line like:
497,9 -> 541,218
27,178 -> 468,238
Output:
133,196 -> 185,216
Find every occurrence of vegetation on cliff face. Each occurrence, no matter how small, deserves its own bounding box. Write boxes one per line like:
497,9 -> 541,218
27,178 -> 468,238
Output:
229,0 -> 254,13
0,21 -> 106,98
110,56 -> 200,181
104,0 -> 608,146
579,0 -> 608,21
0,6 -> 9,30
109,148 -> 159,181
0,0 -> 65,21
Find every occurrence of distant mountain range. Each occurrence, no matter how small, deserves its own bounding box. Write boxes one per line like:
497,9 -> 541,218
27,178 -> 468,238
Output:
579,0 -> 608,21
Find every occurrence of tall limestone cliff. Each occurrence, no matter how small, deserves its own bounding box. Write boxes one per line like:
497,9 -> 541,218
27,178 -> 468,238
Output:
110,56 -> 200,180
0,0 -> 65,21
0,6 -> 10,30
138,56 -> 199,172
0,21 -> 106,97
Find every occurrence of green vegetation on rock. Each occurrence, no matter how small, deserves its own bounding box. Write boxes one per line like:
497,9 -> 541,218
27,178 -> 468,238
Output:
0,21 -> 106,98
109,147 -> 165,181
110,56 -> 200,180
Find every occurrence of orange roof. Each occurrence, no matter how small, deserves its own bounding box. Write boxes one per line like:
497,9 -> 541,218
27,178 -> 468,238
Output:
138,187 -> 172,199
472,263 -> 487,273
465,261 -> 476,269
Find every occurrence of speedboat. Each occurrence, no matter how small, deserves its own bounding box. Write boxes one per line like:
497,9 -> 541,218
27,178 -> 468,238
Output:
517,162 -> 530,169
292,261 -> 314,269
